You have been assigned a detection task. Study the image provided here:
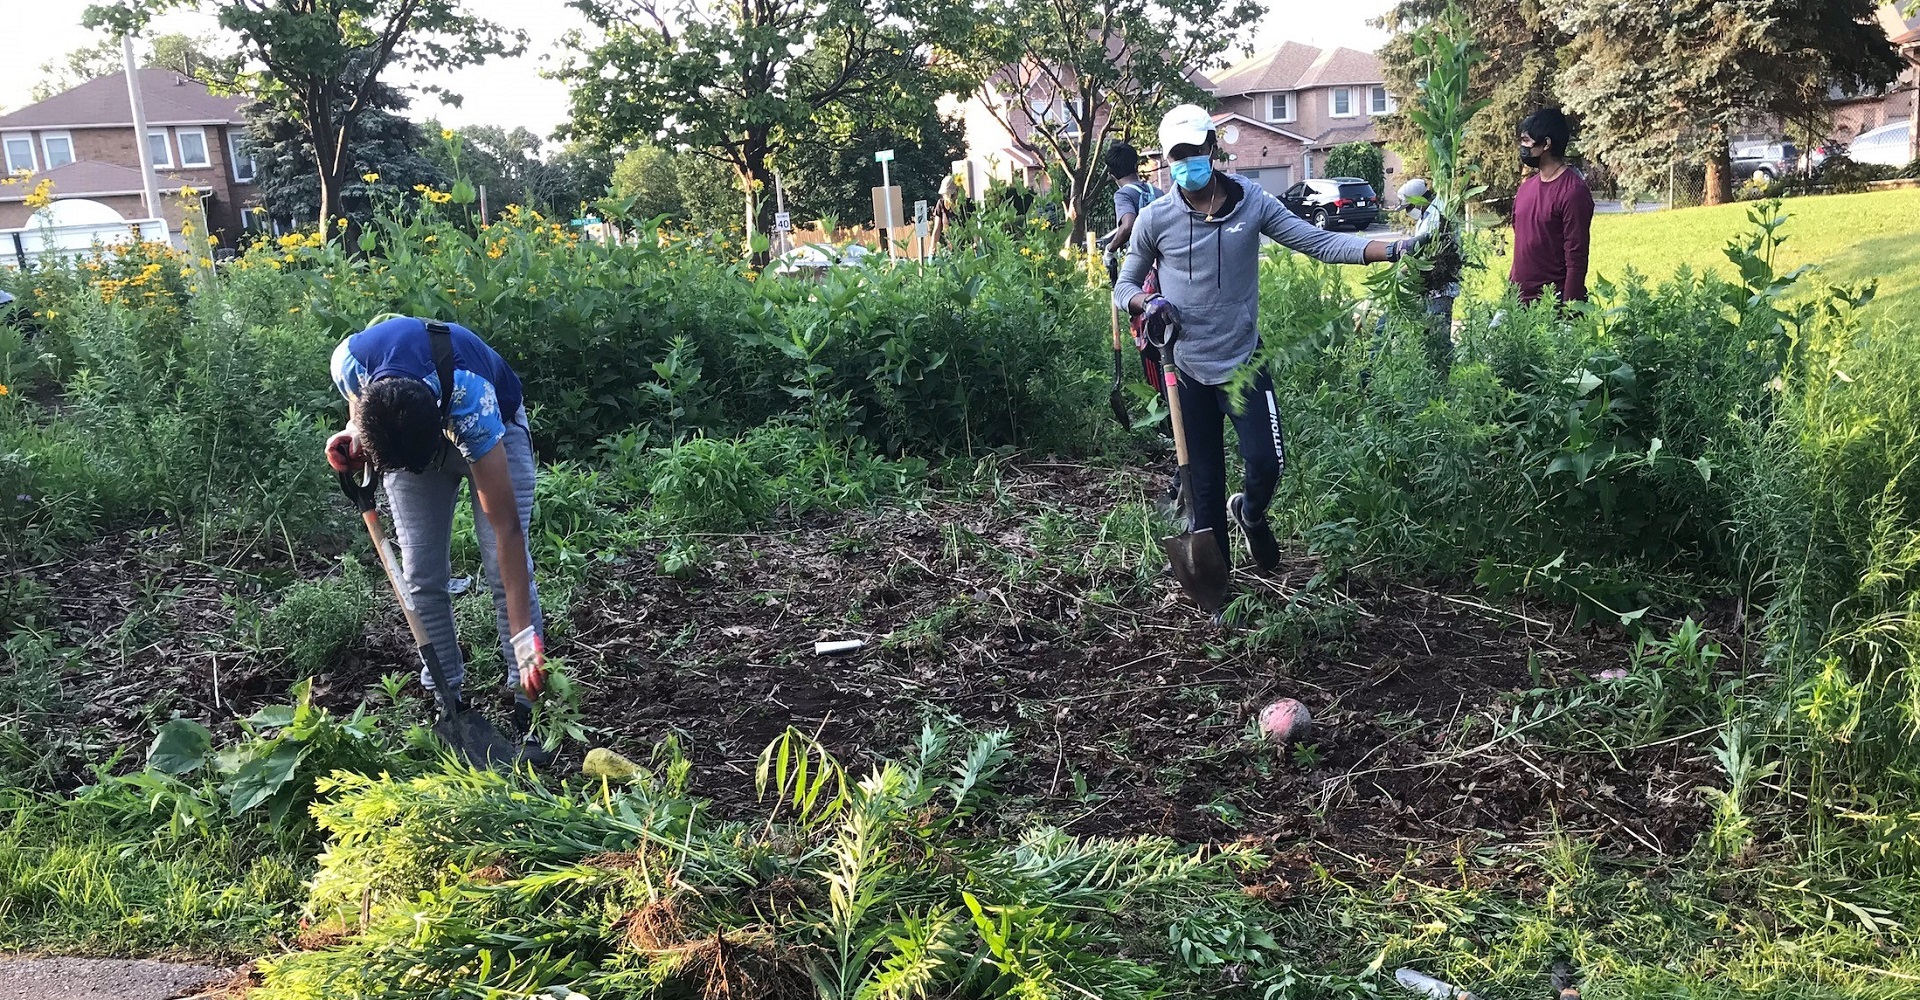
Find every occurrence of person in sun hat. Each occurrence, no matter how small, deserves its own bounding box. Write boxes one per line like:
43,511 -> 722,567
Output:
1113,103 -> 1431,572
324,313 -> 550,759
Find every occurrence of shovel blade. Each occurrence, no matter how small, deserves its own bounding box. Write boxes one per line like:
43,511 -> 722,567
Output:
433,711 -> 522,769
1158,527 -> 1232,613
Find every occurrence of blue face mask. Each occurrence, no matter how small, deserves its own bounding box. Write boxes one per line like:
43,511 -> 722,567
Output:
1169,155 -> 1213,192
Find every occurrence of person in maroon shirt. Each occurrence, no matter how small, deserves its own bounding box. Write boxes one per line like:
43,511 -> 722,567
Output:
1510,108 -> 1595,306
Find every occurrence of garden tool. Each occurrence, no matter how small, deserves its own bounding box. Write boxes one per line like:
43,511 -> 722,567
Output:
1150,324 -> 1231,615
1104,249 -> 1131,428
338,469 -> 520,768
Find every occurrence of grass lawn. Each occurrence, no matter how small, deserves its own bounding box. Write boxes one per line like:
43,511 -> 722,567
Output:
1436,187 -> 1920,324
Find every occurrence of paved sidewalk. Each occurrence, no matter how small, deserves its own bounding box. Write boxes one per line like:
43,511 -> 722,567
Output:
0,957 -> 231,1000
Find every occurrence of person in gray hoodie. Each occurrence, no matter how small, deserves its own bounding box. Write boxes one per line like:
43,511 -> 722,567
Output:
1115,104 -> 1425,571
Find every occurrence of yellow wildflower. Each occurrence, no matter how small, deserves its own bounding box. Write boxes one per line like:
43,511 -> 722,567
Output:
23,178 -> 55,211
290,307 -> 301,314
441,129 -> 455,140
0,384 -> 8,396
362,172 -> 380,183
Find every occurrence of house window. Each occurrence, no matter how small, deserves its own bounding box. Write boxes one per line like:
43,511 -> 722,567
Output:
2,134 -> 33,173
148,130 -> 173,168
1369,86 -> 1392,115
1267,92 -> 1293,123
1330,89 -> 1354,118
41,132 -> 74,169
228,131 -> 257,184
176,128 -> 211,168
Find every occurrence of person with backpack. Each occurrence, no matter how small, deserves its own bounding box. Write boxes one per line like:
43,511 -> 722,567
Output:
324,315 -> 549,756
1101,141 -> 1180,512
1114,104 -> 1429,571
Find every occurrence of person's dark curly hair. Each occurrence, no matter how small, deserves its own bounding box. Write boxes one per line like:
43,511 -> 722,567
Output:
1106,141 -> 1141,181
358,377 -> 445,473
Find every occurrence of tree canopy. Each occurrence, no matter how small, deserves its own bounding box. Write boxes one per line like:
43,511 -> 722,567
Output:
938,0 -> 1261,244
1554,0 -> 1903,204
1377,0 -> 1567,214
31,33 -> 235,102
558,0 -> 964,244
245,77 -> 447,230
87,0 -> 524,231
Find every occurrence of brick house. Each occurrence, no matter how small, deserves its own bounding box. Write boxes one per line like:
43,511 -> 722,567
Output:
1205,42 -> 1405,199
0,69 -> 261,242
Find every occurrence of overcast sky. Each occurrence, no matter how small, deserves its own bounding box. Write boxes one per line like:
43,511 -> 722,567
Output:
2,0 -> 1395,143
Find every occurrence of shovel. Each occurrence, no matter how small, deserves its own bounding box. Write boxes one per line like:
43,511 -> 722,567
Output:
1153,332 -> 1232,614
1105,253 -> 1131,428
1108,305 -> 1132,427
338,470 -> 521,768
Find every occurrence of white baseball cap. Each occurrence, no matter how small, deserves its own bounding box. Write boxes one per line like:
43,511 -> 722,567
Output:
1398,178 -> 1431,203
1158,104 -> 1215,154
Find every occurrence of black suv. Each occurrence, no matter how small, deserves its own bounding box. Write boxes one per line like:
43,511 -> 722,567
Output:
1279,177 -> 1380,231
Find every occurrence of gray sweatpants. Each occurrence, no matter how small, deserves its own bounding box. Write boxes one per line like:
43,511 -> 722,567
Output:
383,411 -> 542,700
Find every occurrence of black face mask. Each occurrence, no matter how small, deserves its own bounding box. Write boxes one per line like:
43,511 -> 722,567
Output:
1520,145 -> 1542,169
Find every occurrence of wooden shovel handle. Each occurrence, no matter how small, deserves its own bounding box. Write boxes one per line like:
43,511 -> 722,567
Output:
1110,303 -> 1124,352
1159,341 -> 1189,467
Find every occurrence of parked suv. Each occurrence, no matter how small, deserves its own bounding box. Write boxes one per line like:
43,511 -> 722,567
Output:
1279,178 -> 1380,231
1730,140 -> 1798,181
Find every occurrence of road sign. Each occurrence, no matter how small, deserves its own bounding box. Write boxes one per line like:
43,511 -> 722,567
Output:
774,211 -> 792,232
913,199 -> 928,225
875,149 -> 896,163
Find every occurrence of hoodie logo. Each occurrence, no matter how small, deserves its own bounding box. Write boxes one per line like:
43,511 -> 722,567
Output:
1226,223 -> 1245,233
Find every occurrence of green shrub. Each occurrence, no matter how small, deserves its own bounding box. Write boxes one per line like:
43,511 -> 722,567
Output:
264,559 -> 375,676
1325,141 -> 1386,195
645,435 -> 775,532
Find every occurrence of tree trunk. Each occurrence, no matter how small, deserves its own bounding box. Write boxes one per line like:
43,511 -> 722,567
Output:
1703,146 -> 1733,206
738,132 -> 775,265
311,127 -> 339,233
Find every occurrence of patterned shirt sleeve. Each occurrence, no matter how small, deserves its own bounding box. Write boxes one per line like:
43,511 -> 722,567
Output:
432,369 -> 507,462
330,338 -> 366,401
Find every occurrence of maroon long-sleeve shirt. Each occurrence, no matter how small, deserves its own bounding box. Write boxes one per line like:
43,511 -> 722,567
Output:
1510,168 -> 1595,305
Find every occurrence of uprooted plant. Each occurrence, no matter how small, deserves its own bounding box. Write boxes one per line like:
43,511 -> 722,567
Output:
257,726 -> 1273,1000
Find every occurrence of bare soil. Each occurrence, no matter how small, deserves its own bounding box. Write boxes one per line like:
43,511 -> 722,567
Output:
9,462 -> 1718,856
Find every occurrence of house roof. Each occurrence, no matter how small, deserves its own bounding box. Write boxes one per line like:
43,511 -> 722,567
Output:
1210,112 -> 1314,145
0,70 -> 246,131
0,159 -> 206,202
1309,122 -> 1383,149
1210,42 -> 1383,97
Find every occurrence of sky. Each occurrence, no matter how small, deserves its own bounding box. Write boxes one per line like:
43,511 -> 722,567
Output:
2,0 -> 1395,144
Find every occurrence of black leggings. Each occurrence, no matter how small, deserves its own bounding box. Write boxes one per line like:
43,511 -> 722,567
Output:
1176,368 -> 1285,564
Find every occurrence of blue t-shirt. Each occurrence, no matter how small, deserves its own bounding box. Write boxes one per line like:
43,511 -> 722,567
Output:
1113,181 -> 1161,221
331,317 -> 524,463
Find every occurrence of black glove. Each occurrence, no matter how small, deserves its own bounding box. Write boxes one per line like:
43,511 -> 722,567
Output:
1142,296 -> 1179,344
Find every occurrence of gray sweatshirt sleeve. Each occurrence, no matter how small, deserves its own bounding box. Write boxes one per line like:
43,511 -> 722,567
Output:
1113,213 -> 1155,312
1259,192 -> 1374,264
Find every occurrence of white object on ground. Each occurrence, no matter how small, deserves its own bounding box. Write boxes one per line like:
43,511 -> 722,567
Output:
815,639 -> 864,656
1395,967 -> 1477,1000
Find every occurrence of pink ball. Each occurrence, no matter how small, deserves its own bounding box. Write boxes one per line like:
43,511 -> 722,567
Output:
1259,699 -> 1313,742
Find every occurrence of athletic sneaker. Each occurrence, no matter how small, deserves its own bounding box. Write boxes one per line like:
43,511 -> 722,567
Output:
1229,492 -> 1280,572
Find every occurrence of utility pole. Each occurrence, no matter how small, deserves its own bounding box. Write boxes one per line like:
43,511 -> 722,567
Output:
122,32 -> 164,223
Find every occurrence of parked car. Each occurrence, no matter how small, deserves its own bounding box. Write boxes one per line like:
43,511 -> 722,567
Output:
1279,178 -> 1380,231
1730,140 -> 1798,181
1847,121 -> 1915,168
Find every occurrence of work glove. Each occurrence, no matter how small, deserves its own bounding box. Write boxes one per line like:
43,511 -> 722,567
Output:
512,625 -> 547,699
325,428 -> 363,473
1142,295 -> 1179,345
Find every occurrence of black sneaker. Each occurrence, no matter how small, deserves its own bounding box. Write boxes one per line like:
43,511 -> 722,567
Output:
512,702 -> 557,767
1229,492 -> 1280,572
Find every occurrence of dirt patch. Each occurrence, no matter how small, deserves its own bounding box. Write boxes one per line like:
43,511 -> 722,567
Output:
9,463 -> 1718,855
565,463 -> 1716,852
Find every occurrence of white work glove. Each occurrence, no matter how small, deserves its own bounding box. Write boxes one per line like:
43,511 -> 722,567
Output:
511,626 -> 546,699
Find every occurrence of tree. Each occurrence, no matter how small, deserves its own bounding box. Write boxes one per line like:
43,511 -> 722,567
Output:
1555,0 -> 1902,205
609,145 -> 741,232
1325,142 -> 1386,195
557,0 -> 962,244
32,33 -> 236,102
939,0 -> 1261,245
247,78 -> 447,228
87,0 -> 524,231
32,40 -> 120,102
783,99 -> 964,227
1378,1 -> 1569,215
